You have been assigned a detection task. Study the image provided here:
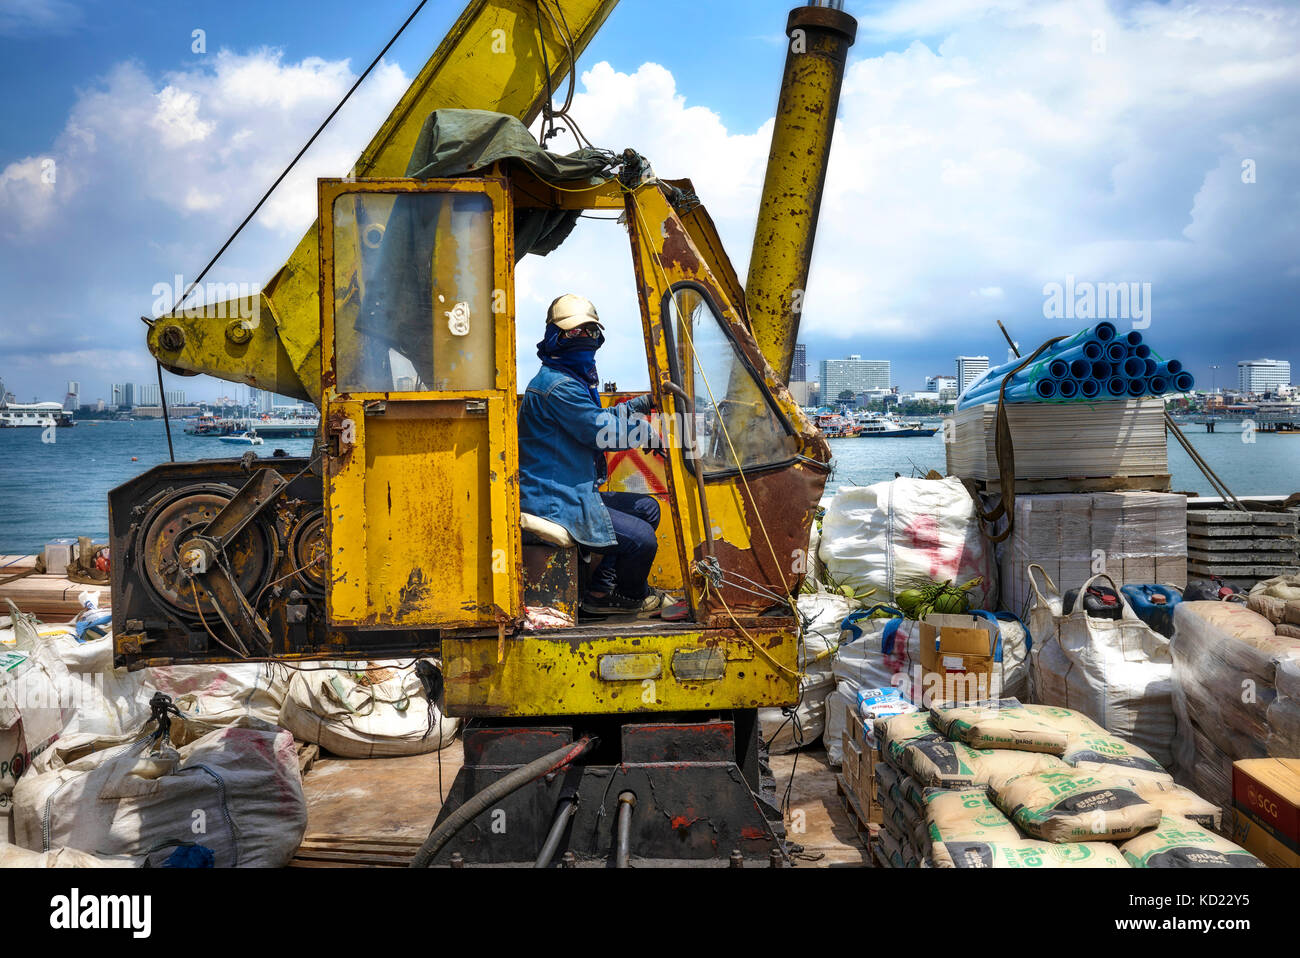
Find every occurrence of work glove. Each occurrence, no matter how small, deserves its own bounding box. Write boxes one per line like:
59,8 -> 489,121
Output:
624,392 -> 655,416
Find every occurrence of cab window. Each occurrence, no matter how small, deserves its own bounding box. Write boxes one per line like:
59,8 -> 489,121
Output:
333,190 -> 496,393
664,284 -> 798,475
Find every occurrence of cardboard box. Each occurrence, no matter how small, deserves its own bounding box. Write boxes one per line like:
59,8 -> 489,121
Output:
918,614 -> 1000,705
1231,758 -> 1300,868
847,711 -> 876,815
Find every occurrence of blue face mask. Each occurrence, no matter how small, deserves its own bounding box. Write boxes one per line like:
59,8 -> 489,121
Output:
537,324 -> 604,403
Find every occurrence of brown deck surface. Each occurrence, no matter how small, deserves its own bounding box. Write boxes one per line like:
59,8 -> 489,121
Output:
296,741 -> 868,868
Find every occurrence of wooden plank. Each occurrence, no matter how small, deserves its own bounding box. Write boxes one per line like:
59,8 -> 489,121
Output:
977,474 -> 1172,495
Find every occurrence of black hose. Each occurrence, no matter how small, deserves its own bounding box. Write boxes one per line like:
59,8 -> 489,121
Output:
533,795 -> 579,869
409,736 -> 596,868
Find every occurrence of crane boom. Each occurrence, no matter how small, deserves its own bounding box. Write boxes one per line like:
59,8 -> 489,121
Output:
147,0 -> 619,405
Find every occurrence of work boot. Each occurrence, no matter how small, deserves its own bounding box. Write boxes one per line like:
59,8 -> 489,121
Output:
581,589 -> 667,617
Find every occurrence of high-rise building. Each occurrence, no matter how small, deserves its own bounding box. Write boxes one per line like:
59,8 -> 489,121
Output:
137,383 -> 160,407
63,380 -> 80,412
820,355 -> 890,402
165,389 -> 185,407
1238,359 -> 1291,396
112,382 -> 135,409
956,356 -> 990,392
791,343 -> 807,383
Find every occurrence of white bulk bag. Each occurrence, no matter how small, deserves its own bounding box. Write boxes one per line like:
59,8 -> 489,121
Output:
42,630 -> 151,738
14,723 -> 306,867
818,478 -> 997,611
280,662 -> 458,758
1,605 -> 76,797
1030,573 -> 1175,769
761,591 -> 852,754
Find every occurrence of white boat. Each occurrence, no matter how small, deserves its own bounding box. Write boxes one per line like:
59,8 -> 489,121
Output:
218,431 -> 263,446
853,413 -> 938,438
0,401 -> 74,428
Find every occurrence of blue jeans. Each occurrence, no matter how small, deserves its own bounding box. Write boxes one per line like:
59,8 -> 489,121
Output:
589,492 -> 661,600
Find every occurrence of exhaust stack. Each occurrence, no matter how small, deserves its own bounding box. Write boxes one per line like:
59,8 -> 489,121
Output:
746,1 -> 857,382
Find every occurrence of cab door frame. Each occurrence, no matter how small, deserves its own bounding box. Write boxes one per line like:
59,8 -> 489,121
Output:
318,175 -> 521,630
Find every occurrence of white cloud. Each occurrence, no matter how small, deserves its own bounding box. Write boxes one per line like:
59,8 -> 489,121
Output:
0,0 -> 81,37
3,0 -> 1297,402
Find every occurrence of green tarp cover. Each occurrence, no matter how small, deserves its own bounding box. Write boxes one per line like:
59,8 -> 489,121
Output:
404,108 -> 616,258
348,111 -> 615,387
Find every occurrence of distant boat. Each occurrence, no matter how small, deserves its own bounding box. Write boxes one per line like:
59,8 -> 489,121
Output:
853,413 -> 939,438
0,401 -> 74,428
218,432 -> 263,446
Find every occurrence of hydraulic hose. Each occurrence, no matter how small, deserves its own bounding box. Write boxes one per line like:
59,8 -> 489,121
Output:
409,735 -> 597,868
534,796 -> 580,869
615,791 -> 637,868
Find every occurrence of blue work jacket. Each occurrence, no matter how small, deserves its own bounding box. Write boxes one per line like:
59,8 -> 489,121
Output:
518,365 -> 643,548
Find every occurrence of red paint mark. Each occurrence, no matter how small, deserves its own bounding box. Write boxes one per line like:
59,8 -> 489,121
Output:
671,816 -> 694,830
741,826 -> 765,840
901,515 -> 961,579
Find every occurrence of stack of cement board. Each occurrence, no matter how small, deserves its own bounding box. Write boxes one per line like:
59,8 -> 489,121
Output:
1186,509 -> 1299,582
945,398 -> 1169,493
998,492 -> 1187,620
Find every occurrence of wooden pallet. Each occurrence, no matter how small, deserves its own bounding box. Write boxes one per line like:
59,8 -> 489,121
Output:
834,773 -> 878,855
975,474 -> 1172,495
289,834 -> 424,868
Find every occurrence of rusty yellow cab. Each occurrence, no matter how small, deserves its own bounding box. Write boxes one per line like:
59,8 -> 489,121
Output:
314,153 -> 830,718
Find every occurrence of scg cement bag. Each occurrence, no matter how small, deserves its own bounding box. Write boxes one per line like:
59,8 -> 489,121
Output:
925,787 -> 1021,844
1120,815 -> 1265,868
14,723 -> 306,867
929,698 -> 1069,753
1089,770 -> 1217,830
904,739 -> 1066,789
280,662 -> 458,758
818,478 -> 997,611
932,839 -> 1128,869
991,768 -> 1161,843
1030,574 -> 1175,769
875,712 -> 942,769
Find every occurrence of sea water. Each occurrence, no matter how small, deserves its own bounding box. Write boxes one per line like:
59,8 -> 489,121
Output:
0,418 -> 1296,553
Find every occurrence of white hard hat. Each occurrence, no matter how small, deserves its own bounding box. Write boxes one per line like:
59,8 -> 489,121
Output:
546,293 -> 603,331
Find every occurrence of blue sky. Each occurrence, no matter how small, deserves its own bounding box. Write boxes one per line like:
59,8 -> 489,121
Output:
1,0 -> 1297,404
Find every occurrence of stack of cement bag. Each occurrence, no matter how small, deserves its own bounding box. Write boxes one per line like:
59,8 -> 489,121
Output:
1170,600 -> 1300,810
1027,571 -> 1176,769
870,698 -> 1261,868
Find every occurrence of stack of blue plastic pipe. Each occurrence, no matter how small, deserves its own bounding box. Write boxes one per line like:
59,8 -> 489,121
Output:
957,322 -> 1195,410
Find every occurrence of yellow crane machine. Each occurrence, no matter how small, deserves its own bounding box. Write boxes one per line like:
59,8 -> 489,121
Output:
111,0 -> 856,866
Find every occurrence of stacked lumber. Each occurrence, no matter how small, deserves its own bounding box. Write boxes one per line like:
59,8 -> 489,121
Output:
0,555 -> 107,622
945,398 -> 1169,492
1186,510 -> 1299,581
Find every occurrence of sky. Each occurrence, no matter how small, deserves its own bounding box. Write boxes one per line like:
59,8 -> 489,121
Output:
0,0 -> 1297,405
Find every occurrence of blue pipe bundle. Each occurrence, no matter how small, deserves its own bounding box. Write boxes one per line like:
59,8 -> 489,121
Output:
957,324 -> 1195,409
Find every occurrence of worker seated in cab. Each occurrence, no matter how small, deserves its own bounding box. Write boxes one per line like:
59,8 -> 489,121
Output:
518,294 -> 668,617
